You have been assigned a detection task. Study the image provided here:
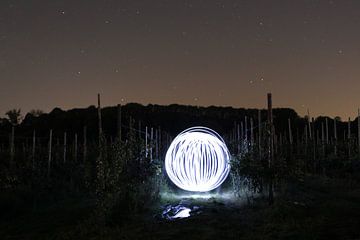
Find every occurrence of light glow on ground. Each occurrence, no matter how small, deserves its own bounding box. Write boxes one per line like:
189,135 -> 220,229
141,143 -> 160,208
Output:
160,191 -> 238,201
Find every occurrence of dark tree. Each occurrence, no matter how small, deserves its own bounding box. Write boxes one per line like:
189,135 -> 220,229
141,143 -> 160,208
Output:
29,109 -> 44,117
5,109 -> 22,125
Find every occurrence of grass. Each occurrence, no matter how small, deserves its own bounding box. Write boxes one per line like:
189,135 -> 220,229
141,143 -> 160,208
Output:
1,176 -> 360,240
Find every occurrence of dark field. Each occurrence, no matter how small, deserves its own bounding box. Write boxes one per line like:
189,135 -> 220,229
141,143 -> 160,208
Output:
1,104 -> 360,239
1,176 -> 359,240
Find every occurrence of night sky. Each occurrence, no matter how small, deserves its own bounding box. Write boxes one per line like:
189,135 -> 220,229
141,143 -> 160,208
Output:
1,0 -> 360,119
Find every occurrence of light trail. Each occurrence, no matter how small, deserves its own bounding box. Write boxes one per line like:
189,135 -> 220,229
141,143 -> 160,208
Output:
165,127 -> 230,192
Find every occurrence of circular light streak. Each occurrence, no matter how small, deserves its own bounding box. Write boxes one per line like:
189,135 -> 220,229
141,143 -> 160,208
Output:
165,127 -> 231,192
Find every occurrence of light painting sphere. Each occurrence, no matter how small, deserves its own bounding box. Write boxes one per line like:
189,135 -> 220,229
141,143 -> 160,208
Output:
165,127 -> 231,192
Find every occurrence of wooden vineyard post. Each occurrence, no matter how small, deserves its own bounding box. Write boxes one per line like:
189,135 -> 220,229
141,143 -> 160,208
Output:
279,134 -> 282,155
236,124 -> 240,154
358,108 -> 360,158
48,129 -> 53,178
150,127 -> 153,161
96,94 -> 105,222
157,128 -> 159,157
74,133 -> 78,161
267,93 -> 274,205
157,127 -> 161,159
159,127 -> 162,158
288,119 -> 293,157
348,117 -> 351,159
245,116 -> 248,145
312,118 -> 316,171
334,118 -> 337,156
117,104 -> 122,140
240,121 -> 244,154
145,126 -> 148,158
236,119 -> 241,150
317,130 -> 320,145
83,126 -> 87,162
154,129 -> 157,160
63,132 -> 67,163
233,125 -> 236,149
326,118 -> 329,145
10,125 -> 15,168
288,118 -> 293,159
288,118 -> 293,145
258,109 -> 262,157
98,93 -> 103,147
307,109 -> 312,140
32,129 -> 36,169
321,122 -> 325,158
305,125 -> 308,156
250,118 -> 254,151
155,129 -> 159,160
296,128 -> 300,155
321,122 -> 325,175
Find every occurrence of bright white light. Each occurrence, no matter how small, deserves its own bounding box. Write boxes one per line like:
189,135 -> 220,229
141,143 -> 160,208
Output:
172,208 -> 191,219
165,127 -> 230,192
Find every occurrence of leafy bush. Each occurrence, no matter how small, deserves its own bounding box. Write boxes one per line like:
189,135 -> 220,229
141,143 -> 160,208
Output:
94,123 -> 161,227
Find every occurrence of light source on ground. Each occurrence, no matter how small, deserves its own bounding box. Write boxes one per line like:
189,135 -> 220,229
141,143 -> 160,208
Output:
165,126 -> 230,192
172,208 -> 191,219
162,204 -> 201,220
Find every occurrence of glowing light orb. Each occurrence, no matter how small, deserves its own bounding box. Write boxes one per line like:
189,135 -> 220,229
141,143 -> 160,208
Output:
165,127 -> 231,192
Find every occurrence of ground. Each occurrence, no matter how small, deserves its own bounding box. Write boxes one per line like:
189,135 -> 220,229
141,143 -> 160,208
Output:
1,177 -> 360,240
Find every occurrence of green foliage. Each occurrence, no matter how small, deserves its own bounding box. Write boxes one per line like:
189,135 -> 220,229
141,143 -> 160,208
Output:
231,153 -> 265,197
93,123 -> 161,227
